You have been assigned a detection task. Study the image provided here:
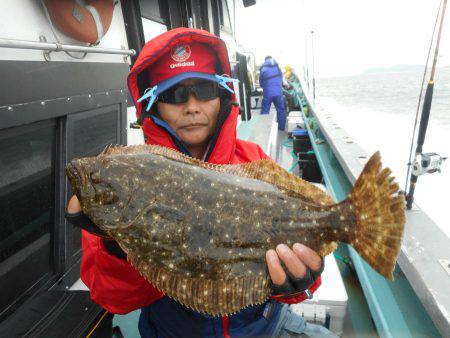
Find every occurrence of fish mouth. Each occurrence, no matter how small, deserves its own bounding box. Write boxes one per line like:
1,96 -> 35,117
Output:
65,160 -> 86,195
66,162 -> 78,184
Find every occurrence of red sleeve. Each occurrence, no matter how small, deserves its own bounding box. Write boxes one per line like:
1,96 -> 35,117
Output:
234,139 -> 271,163
256,144 -> 271,160
270,277 -> 322,304
80,230 -> 164,314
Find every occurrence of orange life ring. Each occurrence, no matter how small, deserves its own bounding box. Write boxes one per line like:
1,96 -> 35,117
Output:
43,0 -> 115,44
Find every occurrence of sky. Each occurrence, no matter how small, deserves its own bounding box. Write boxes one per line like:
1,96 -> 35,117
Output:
236,0 -> 450,78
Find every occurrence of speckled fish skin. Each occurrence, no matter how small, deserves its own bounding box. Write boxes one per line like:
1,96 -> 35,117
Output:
66,145 -> 405,316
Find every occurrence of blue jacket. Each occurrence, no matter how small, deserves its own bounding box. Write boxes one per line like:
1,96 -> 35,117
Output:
259,58 -> 283,97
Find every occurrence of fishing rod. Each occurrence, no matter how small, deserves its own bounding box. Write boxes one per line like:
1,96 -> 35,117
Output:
305,34 -> 310,91
405,0 -> 448,210
311,30 -> 316,101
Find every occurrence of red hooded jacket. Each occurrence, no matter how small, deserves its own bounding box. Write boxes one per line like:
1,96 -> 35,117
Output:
80,28 -> 320,319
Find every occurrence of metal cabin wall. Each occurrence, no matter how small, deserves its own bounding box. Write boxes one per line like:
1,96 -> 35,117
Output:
0,0 -> 130,317
0,59 -> 129,319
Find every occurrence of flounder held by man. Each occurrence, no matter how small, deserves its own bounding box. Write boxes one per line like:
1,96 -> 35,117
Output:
66,145 -> 405,316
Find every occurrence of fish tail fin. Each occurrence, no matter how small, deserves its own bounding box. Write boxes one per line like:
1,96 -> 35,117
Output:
346,151 -> 405,280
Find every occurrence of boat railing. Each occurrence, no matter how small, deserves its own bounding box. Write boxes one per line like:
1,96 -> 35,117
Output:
299,80 -> 450,336
0,37 -> 135,59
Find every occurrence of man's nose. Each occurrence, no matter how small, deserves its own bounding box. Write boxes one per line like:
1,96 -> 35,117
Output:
183,92 -> 201,115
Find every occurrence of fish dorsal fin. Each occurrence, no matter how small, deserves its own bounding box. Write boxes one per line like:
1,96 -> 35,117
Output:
238,159 -> 334,206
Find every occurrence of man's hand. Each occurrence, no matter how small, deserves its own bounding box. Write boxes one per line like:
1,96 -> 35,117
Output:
66,195 -> 126,259
266,243 -> 323,297
67,195 -> 82,213
66,196 -> 109,238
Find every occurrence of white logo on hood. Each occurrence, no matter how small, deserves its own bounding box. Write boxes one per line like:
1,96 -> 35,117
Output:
170,61 -> 195,69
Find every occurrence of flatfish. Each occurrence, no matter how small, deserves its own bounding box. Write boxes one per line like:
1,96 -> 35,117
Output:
66,145 -> 405,315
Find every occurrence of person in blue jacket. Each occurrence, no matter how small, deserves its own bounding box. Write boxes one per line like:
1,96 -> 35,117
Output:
259,56 -> 286,130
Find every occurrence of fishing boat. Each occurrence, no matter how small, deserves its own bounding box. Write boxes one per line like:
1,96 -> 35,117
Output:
0,1 -> 448,337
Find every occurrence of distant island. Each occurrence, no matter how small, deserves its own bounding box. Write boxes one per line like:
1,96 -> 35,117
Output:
364,64 -> 424,74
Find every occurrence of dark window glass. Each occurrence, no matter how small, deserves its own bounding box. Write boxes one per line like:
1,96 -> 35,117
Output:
219,0 -> 232,31
0,121 -> 55,315
139,0 -> 166,24
199,0 -> 210,31
71,111 -> 118,158
188,0 -> 207,30
66,109 -> 119,258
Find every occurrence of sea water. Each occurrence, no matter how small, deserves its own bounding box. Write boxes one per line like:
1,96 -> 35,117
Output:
316,69 -> 450,237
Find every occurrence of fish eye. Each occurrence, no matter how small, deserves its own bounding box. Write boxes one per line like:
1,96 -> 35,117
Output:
90,171 -> 102,184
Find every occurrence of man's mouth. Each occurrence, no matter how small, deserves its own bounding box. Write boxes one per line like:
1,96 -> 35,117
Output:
181,123 -> 208,129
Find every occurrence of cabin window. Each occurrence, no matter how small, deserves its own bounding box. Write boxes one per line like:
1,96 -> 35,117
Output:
65,107 -> 121,262
0,120 -> 55,316
69,110 -> 119,158
218,0 -> 232,32
139,0 -> 167,25
142,18 -> 168,42
199,0 -> 211,31
139,0 -> 168,42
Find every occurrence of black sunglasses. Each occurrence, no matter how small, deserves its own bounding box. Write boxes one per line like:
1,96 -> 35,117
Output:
158,81 -> 220,104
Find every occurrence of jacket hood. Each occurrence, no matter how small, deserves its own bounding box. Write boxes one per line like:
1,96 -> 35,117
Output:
262,57 -> 278,68
128,28 -> 235,121
127,28 -> 239,164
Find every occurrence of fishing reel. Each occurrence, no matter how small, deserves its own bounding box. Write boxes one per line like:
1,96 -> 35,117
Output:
411,152 -> 447,176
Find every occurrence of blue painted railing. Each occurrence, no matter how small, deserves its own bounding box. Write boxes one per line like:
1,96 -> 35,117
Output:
302,110 -> 440,338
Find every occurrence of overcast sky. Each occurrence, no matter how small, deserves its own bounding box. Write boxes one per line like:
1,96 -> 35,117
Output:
236,0 -> 450,78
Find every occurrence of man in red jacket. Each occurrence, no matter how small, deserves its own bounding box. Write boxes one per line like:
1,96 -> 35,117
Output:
67,28 -> 328,337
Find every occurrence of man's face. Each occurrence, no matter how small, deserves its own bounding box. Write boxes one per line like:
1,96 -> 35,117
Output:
157,79 -> 220,148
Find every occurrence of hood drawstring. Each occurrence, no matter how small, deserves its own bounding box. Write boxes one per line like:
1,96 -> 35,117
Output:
137,85 -> 159,112
129,85 -> 159,129
131,75 -> 239,129
215,74 -> 239,94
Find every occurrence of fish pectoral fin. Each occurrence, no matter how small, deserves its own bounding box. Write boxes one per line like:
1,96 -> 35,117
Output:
138,202 -> 186,222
